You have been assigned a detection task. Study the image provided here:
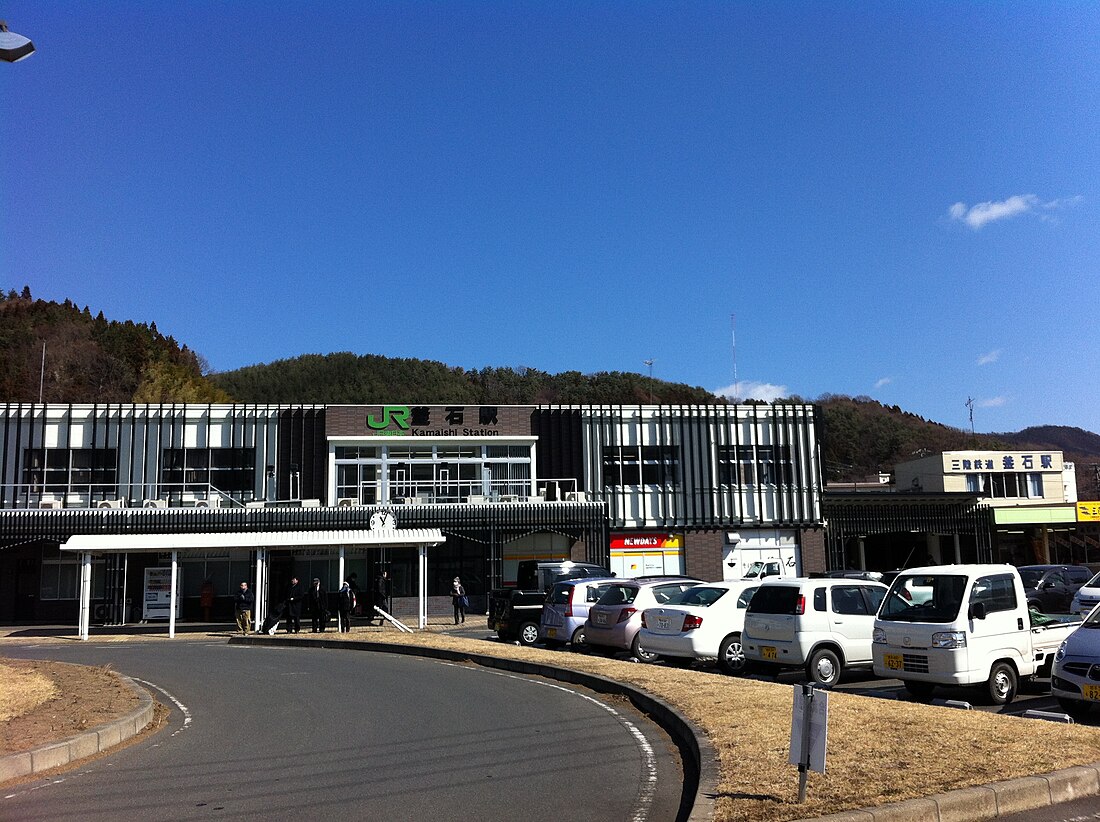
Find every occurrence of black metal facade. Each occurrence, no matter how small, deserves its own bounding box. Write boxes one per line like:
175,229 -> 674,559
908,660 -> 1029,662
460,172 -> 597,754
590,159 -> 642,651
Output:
822,491 -> 994,567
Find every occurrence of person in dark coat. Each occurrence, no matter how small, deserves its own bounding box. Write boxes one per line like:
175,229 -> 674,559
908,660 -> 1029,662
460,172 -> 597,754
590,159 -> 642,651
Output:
373,570 -> 390,625
285,576 -> 305,633
337,580 -> 355,633
307,578 -> 329,632
233,581 -> 254,634
347,572 -> 362,616
451,576 -> 467,625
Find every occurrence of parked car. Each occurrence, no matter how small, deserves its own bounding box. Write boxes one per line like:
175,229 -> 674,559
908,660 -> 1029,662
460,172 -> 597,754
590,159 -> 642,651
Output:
874,564 -> 1081,705
1018,564 -> 1092,613
742,577 -> 889,687
488,560 -> 611,645
539,577 -> 617,648
585,577 -> 705,662
1071,570 -> 1100,616
638,580 -> 759,673
1052,606 -> 1100,718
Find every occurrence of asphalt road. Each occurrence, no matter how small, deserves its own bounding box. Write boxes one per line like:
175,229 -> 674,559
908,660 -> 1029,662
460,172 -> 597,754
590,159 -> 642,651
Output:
1,639 -> 684,822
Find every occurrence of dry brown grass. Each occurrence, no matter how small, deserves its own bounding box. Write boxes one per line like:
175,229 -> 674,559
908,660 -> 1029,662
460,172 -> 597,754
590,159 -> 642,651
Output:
337,630 -> 1100,822
0,658 -> 140,756
0,661 -> 59,722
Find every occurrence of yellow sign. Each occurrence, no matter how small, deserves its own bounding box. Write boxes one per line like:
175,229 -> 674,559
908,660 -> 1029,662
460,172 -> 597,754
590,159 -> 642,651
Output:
1079,502 -> 1100,522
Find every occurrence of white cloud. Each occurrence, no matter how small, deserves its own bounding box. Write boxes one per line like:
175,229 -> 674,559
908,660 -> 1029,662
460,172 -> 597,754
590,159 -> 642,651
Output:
715,380 -> 788,402
948,194 -> 1081,230
977,396 -> 1006,408
874,377 -> 892,389
977,349 -> 1001,366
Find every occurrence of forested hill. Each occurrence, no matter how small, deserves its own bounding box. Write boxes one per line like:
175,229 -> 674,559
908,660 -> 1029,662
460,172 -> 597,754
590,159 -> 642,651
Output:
0,289 -> 227,404
210,352 -> 717,406
3,290 -> 1097,496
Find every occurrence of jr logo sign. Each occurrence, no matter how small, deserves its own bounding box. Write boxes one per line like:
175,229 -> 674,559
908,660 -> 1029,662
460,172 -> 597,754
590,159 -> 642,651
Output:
366,406 -> 410,431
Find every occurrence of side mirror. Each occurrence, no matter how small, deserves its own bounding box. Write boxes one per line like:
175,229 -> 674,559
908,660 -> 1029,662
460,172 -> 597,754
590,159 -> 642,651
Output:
969,601 -> 987,620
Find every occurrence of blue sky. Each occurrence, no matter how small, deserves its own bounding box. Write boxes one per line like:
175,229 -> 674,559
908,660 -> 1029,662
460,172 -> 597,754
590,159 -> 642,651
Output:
2,2 -> 1098,434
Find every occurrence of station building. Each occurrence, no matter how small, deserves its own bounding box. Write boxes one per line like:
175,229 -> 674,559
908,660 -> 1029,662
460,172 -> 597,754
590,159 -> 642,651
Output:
824,449 -> 1099,572
0,401 -> 826,628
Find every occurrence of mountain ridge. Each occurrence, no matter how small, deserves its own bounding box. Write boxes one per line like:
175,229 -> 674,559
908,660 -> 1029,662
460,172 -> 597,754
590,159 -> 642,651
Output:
3,288 -> 1097,496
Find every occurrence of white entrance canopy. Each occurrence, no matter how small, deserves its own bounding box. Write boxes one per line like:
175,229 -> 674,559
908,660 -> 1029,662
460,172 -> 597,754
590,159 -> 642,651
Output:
61,528 -> 445,640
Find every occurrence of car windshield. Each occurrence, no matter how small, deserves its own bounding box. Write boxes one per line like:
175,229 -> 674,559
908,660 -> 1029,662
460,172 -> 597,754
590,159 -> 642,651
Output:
1086,572 -> 1100,588
1081,607 -> 1100,628
597,584 -> 639,606
669,586 -> 728,607
878,574 -> 969,623
1018,569 -> 1045,588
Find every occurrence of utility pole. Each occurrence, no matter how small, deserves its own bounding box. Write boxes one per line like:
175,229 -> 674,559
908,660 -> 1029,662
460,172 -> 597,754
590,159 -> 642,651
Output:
965,397 -> 975,444
39,342 -> 45,403
730,313 -> 738,395
643,359 -> 655,404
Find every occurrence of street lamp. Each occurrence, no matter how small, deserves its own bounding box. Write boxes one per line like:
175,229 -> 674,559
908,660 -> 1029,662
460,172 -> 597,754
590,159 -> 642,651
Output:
0,20 -> 35,63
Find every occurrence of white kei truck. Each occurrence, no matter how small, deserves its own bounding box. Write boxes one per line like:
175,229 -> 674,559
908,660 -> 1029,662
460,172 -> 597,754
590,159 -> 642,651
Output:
872,564 -> 1081,705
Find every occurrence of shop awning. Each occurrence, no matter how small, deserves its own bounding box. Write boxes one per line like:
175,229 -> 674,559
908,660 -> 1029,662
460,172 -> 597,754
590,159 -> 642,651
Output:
60,528 -> 445,553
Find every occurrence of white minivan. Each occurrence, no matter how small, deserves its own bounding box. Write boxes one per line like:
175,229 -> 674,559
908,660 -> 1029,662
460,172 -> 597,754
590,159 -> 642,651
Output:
742,577 -> 888,686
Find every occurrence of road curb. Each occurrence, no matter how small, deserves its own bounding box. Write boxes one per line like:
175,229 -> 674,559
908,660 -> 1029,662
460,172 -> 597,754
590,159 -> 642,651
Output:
0,675 -> 155,785
231,634 -> 718,822
795,759 -> 1100,822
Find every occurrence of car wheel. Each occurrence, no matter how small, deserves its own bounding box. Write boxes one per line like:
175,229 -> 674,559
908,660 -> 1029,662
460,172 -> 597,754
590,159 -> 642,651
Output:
631,634 -> 659,663
902,680 -> 935,700
1027,600 -> 1043,613
986,661 -> 1017,705
806,648 -> 841,688
718,633 -> 747,675
570,625 -> 589,650
517,621 -> 540,647
1057,697 -> 1092,719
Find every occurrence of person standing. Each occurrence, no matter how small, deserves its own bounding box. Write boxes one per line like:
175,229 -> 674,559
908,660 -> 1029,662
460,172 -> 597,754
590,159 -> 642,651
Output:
373,570 -> 390,626
307,578 -> 329,632
451,576 -> 467,625
347,572 -> 362,616
234,581 -> 254,635
337,580 -> 355,632
286,576 -> 305,633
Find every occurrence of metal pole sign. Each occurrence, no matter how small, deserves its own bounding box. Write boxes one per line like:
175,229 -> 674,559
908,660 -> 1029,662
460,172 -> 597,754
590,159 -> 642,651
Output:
789,683 -> 828,802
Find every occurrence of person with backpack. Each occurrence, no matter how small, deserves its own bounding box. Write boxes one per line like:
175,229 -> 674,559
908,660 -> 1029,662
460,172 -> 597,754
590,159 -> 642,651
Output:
338,579 -> 356,632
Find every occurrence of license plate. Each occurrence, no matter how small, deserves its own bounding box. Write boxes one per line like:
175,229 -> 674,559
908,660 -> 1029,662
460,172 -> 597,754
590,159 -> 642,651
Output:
657,617 -> 671,630
762,646 -> 777,660
594,612 -> 607,626
1084,685 -> 1100,702
547,628 -> 556,638
883,653 -> 904,671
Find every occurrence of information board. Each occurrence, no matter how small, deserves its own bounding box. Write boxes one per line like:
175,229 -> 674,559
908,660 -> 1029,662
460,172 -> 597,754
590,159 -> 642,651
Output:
143,567 -> 182,621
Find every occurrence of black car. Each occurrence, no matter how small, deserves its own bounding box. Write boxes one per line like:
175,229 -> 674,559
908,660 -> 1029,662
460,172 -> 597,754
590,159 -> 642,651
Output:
1018,564 -> 1093,613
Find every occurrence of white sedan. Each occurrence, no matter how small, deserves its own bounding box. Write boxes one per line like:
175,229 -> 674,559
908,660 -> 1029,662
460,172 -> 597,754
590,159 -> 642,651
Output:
638,580 -> 759,674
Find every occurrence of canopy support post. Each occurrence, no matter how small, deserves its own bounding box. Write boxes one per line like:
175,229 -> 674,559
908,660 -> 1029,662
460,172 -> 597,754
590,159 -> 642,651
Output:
418,543 -> 428,629
79,551 -> 92,641
169,550 -> 178,638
